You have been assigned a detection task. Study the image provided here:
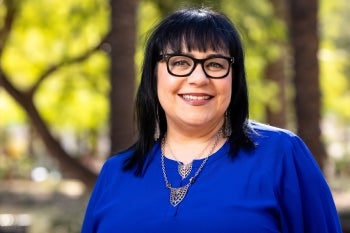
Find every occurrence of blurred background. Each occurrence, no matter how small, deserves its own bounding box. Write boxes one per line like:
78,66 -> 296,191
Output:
0,0 -> 349,232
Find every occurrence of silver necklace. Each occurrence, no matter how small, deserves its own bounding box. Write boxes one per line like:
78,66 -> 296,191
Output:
166,138 -> 212,179
161,132 -> 221,207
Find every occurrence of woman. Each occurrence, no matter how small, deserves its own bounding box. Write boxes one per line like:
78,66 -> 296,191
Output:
81,8 -> 342,233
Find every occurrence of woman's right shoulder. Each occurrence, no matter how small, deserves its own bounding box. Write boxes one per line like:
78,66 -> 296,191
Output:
101,147 -> 135,171
88,148 -> 136,200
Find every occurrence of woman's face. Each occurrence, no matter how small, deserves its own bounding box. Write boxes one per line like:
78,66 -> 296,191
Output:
157,48 -> 232,133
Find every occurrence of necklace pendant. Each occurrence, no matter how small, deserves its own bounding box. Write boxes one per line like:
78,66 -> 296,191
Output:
178,163 -> 192,179
169,185 -> 189,207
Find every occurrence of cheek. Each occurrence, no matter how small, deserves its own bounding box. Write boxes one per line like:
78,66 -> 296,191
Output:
157,64 -> 181,93
157,64 -> 176,104
157,65 -> 167,95
220,77 -> 232,109
224,86 -> 232,108
221,75 -> 232,96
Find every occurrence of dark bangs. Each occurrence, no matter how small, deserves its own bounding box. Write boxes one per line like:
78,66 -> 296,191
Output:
154,9 -> 237,55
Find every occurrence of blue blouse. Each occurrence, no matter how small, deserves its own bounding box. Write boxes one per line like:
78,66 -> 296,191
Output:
81,122 -> 342,233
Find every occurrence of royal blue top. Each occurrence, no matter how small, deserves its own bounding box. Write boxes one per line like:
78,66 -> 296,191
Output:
81,122 -> 342,233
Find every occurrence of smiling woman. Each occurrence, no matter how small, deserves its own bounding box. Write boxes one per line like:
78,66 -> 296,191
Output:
81,7 -> 342,233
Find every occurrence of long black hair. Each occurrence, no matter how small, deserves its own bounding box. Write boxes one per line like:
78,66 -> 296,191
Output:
124,7 -> 255,175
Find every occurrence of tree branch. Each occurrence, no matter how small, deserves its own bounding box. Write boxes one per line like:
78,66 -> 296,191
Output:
27,35 -> 109,97
0,69 -> 97,190
0,0 -> 18,58
0,0 -> 108,190
0,69 -> 30,104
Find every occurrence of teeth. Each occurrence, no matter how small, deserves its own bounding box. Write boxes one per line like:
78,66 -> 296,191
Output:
182,95 -> 210,100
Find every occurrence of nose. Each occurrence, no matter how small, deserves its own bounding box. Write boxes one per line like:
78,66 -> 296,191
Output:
187,63 -> 209,85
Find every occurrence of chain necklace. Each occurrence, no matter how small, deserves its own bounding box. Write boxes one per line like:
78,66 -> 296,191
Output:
166,137 -> 212,179
161,131 -> 221,207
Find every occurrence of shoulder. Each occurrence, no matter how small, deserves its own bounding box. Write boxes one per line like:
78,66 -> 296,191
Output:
92,148 -> 136,190
249,121 -> 297,138
248,121 -> 321,173
249,121 -> 301,147
247,121 -> 313,161
100,148 -> 135,173
247,121 -> 323,181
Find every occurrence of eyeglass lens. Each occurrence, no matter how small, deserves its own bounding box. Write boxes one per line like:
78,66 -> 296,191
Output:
167,55 -> 232,78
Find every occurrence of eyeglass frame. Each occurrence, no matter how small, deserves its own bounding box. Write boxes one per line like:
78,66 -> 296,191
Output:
158,53 -> 234,79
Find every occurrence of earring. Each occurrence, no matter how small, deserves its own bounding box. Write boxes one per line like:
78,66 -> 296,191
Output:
154,120 -> 160,141
223,111 -> 232,137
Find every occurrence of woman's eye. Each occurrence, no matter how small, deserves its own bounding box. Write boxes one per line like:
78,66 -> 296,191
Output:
173,60 -> 189,66
207,62 -> 224,69
205,57 -> 229,70
170,57 -> 192,67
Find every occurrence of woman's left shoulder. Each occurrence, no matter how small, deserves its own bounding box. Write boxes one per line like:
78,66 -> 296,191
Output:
249,121 -> 301,144
249,121 -> 296,137
247,121 -> 310,157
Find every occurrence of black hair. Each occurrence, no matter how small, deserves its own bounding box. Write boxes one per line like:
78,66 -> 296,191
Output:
123,7 -> 255,175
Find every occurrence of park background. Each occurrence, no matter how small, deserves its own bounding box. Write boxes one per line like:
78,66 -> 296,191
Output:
0,0 -> 349,232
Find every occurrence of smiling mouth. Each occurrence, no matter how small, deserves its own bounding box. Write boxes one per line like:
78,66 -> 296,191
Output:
180,94 -> 212,100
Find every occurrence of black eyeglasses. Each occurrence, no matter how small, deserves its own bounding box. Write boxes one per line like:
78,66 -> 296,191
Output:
158,54 -> 234,79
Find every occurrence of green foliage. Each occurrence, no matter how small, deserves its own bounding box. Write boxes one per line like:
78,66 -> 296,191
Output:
1,0 -> 110,131
1,0 -> 349,160
320,0 -> 350,120
0,90 -> 27,126
219,0 -> 287,120
35,52 -> 110,130
135,1 -> 162,83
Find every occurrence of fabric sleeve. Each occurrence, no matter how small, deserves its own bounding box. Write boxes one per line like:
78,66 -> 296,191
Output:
276,135 -> 342,233
81,160 -> 111,233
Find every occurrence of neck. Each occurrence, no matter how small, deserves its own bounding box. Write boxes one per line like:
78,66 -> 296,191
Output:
166,118 -> 225,143
163,128 -> 224,164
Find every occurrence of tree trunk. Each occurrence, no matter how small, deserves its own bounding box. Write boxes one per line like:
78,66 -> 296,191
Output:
264,58 -> 288,128
109,0 -> 137,155
265,0 -> 289,128
0,0 -> 99,190
0,73 -> 98,190
288,0 -> 327,170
